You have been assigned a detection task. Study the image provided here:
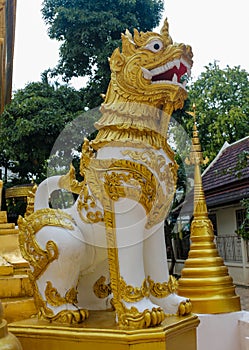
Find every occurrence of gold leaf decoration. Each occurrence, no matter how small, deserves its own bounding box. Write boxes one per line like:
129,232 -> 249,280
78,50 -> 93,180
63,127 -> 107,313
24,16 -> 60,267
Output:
93,276 -> 112,299
45,281 -> 78,306
119,277 -> 150,303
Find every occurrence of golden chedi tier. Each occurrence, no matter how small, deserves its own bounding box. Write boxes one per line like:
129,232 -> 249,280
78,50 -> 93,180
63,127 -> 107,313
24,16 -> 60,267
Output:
177,108 -> 241,314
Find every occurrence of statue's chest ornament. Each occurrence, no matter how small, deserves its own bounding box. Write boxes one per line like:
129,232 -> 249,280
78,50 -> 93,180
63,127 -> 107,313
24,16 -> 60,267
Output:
77,147 -> 177,228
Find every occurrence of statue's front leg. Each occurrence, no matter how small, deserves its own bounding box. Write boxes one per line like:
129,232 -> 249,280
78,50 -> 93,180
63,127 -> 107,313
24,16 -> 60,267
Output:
144,223 -> 192,315
105,199 -> 165,329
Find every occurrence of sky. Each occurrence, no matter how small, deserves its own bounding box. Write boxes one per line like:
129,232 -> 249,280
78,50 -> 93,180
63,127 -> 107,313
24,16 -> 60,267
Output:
12,0 -> 248,91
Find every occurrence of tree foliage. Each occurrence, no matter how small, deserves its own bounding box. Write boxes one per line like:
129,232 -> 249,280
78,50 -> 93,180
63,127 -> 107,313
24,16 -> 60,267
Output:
0,80 -> 85,183
41,0 -> 164,108
174,62 -> 249,163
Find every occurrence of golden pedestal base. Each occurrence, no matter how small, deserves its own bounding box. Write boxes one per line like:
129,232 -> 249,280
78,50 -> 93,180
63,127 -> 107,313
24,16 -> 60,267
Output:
9,311 -> 199,350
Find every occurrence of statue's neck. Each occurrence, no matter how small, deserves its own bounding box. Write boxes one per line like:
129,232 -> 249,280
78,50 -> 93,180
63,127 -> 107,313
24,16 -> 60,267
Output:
91,88 -> 173,156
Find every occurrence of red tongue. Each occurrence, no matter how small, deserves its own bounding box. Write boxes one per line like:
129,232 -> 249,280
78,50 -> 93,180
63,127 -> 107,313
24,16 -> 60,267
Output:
152,63 -> 187,82
152,68 -> 177,82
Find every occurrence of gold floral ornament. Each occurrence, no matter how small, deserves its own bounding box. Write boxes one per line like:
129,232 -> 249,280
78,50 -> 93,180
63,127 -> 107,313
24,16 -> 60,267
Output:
119,277 -> 150,303
121,149 -> 178,228
93,276 -> 112,299
58,143 -> 104,224
78,146 -> 177,229
24,184 -> 37,217
82,155 -> 157,220
148,275 -> 178,298
45,281 -> 78,306
77,183 -> 104,224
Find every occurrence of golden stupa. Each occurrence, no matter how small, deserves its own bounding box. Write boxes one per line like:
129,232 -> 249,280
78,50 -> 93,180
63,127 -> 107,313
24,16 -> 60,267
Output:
177,105 -> 241,314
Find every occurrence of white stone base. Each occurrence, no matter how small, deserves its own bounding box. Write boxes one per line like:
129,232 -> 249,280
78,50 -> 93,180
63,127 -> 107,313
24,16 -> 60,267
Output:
238,312 -> 249,350
197,311 -> 249,350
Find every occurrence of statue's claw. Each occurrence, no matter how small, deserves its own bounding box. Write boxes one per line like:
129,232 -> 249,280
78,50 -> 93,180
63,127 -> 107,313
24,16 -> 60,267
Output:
40,308 -> 89,324
178,300 -> 192,316
144,307 -> 165,327
119,306 -> 165,329
150,307 -> 165,326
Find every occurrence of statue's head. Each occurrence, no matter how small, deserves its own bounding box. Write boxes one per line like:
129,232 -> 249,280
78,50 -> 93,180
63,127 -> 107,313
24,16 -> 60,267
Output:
106,18 -> 193,113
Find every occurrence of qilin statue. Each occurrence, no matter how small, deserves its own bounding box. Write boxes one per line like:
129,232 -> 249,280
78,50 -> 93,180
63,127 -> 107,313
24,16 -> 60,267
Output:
18,18 -> 193,329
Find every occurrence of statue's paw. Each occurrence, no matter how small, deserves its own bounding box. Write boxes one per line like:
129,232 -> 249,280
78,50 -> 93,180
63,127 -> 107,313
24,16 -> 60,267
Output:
152,293 -> 192,316
119,305 -> 165,329
65,309 -> 89,324
178,299 -> 192,316
118,298 -> 165,329
39,308 -> 89,324
145,307 -> 166,327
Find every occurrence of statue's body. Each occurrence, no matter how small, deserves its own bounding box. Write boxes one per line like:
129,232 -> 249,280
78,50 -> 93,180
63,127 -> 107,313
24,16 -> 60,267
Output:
19,19 -> 193,329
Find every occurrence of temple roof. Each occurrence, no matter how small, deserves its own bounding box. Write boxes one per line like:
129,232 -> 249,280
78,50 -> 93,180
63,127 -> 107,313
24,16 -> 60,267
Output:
202,136 -> 249,208
180,136 -> 249,215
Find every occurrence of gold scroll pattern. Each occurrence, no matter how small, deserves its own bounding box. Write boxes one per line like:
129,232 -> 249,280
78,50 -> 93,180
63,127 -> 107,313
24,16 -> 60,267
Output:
34,276 -> 88,324
83,156 -> 175,229
121,149 -> 178,227
119,277 -> 150,303
148,275 -> 178,298
18,208 -> 74,280
62,140 -> 177,229
93,276 -> 112,299
45,281 -> 78,306
83,156 -> 156,214
94,275 -> 178,301
77,182 -> 104,224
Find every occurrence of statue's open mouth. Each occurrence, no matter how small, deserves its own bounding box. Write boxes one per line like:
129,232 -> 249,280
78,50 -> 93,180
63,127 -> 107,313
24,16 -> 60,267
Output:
142,58 -> 191,88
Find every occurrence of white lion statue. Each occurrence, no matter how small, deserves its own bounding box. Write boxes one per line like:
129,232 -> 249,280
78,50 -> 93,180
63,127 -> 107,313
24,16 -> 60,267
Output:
18,18 -> 193,329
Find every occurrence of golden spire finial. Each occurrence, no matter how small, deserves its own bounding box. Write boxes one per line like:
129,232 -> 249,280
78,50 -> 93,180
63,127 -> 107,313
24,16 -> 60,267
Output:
187,104 -> 208,218
186,104 -> 208,166
192,103 -> 196,123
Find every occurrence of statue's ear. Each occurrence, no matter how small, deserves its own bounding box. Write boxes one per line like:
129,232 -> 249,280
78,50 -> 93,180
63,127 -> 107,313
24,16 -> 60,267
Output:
133,28 -> 143,46
109,47 -> 125,72
121,30 -> 136,56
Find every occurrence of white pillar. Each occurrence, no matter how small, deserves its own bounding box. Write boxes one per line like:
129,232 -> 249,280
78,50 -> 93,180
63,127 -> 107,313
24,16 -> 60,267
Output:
241,238 -> 248,285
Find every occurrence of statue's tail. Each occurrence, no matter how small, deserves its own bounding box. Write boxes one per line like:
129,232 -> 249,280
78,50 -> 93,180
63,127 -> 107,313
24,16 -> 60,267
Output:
34,176 -> 62,211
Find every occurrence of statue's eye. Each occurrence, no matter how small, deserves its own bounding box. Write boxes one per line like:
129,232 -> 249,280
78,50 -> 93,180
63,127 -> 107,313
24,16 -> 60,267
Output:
144,39 -> 164,53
